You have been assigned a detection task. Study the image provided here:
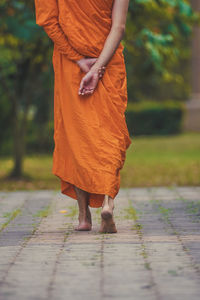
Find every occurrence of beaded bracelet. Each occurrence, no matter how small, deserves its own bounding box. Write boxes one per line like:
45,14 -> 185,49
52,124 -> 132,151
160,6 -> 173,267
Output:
98,66 -> 106,79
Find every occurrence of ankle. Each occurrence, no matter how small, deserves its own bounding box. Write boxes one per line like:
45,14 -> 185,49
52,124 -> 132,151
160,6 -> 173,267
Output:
78,212 -> 87,221
102,197 -> 114,210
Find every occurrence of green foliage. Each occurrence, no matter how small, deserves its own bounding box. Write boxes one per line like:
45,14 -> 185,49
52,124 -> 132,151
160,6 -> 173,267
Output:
125,101 -> 185,135
125,0 -> 199,101
26,120 -> 54,154
0,0 -> 54,164
0,94 -> 12,150
0,0 -> 198,160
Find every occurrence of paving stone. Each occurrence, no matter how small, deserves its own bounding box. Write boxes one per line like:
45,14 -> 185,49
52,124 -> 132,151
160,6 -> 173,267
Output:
149,187 -> 200,273
0,191 -> 31,229
0,187 -> 200,300
131,187 -> 200,300
50,194 -> 156,300
0,191 -> 55,285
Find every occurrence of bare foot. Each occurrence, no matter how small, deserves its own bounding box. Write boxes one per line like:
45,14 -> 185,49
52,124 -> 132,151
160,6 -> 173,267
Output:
75,221 -> 91,231
101,206 -> 113,220
101,194 -> 114,219
75,208 -> 92,231
99,195 -> 117,233
99,218 -> 117,233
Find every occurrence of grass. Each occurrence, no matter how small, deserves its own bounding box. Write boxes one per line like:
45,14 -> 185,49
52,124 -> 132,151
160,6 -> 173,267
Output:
33,205 -> 52,218
0,209 -> 21,232
121,132 -> 200,187
123,202 -> 138,221
0,132 -> 199,190
64,205 -> 78,218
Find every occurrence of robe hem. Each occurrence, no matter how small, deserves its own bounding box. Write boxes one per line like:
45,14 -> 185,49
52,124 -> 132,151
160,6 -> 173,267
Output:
53,171 -> 118,208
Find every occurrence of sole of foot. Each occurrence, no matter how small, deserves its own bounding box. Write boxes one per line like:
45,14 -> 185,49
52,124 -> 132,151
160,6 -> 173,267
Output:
75,222 -> 92,231
99,218 -> 117,234
101,210 -> 113,220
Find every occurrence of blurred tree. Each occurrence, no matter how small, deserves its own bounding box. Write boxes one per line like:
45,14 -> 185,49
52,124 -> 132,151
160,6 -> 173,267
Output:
0,0 -> 53,178
0,0 -> 198,179
124,0 -> 199,101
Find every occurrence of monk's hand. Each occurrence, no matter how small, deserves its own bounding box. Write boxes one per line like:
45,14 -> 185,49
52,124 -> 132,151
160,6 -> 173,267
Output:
78,70 -> 99,96
78,67 -> 106,96
76,57 -> 97,73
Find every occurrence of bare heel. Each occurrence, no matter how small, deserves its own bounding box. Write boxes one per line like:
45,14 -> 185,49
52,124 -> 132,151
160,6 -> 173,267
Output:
101,195 -> 112,220
100,195 -> 117,233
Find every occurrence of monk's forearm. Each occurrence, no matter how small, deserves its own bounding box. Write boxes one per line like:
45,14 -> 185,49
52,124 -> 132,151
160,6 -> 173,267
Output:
90,25 -> 125,71
42,21 -> 84,60
34,0 -> 84,61
89,0 -> 130,72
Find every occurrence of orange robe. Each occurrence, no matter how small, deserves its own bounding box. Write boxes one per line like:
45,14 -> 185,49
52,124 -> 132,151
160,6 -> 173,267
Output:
34,0 -> 132,207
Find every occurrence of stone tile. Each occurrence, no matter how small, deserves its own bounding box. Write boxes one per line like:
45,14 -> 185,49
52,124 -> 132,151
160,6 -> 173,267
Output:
0,188 -> 200,300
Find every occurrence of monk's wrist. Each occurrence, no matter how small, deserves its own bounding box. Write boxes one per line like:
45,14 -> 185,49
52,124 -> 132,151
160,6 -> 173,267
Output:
76,58 -> 84,66
90,65 -> 106,79
90,63 -> 105,72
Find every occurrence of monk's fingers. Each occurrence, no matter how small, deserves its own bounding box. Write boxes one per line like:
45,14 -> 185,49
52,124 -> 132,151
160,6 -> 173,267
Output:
78,88 -> 83,95
79,73 -> 96,95
79,78 -> 87,95
78,86 -> 83,95
84,88 -> 94,95
79,78 -> 85,92
88,88 -> 94,94
85,87 -> 93,91
79,86 -> 85,96
79,86 -> 94,96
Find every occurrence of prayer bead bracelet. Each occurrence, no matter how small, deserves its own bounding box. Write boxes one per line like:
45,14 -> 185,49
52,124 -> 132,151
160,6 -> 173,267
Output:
98,66 -> 106,79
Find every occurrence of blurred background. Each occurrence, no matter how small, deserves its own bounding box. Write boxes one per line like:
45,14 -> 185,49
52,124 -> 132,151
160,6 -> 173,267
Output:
0,0 -> 200,190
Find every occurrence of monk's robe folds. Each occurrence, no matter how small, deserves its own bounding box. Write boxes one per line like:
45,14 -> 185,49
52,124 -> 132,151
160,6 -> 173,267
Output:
34,0 -> 132,207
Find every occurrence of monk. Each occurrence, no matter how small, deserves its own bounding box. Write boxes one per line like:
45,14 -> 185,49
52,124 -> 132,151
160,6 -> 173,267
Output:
34,0 -> 131,233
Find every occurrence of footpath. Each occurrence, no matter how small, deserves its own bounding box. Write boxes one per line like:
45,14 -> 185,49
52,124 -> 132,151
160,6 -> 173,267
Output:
0,187 -> 200,300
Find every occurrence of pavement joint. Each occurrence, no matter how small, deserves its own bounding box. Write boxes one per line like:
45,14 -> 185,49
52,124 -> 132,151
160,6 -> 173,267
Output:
0,187 -> 200,299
